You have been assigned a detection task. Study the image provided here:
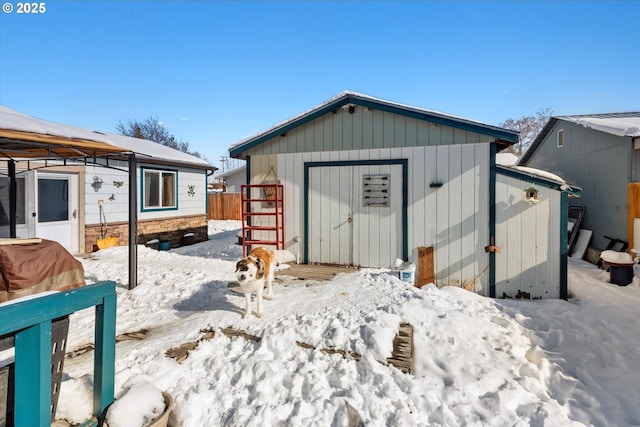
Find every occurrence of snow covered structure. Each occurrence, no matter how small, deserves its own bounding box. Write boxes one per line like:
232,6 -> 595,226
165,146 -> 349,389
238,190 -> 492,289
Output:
230,91 -> 578,299
520,112 -> 640,251
217,164 -> 246,193
0,106 -> 214,254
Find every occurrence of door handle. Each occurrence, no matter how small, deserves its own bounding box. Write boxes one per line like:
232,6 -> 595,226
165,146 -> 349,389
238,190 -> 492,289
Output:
72,209 -> 77,219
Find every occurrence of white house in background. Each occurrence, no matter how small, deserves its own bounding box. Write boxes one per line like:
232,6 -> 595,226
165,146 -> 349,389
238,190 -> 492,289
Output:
217,164 -> 246,192
0,106 -> 215,254
229,91 -> 579,299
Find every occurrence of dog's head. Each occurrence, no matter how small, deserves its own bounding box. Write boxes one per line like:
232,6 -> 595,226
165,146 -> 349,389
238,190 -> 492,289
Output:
235,256 -> 265,284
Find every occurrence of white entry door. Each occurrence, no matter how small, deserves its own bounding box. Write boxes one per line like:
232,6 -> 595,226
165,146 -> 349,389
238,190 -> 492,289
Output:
34,173 -> 80,254
308,163 -> 403,267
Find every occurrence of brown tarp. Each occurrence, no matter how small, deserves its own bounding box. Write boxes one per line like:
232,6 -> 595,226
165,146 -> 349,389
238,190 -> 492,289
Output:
0,239 -> 85,303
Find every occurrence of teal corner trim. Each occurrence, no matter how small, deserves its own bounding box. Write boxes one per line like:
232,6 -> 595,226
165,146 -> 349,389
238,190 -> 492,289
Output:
245,156 -> 251,230
0,281 -> 117,426
302,159 -> 409,264
14,322 -> 52,426
94,292 -> 117,416
489,143 -> 497,298
560,192 -> 569,300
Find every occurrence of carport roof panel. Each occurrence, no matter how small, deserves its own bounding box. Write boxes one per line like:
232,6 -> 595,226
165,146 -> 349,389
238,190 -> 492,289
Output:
0,105 -> 130,159
0,106 -> 212,168
0,129 -> 131,159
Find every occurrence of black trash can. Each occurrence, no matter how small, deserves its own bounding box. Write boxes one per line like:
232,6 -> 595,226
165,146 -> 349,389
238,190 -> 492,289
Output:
610,264 -> 634,286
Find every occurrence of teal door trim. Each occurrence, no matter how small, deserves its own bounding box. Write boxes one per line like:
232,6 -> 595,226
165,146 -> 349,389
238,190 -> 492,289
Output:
303,159 -> 408,264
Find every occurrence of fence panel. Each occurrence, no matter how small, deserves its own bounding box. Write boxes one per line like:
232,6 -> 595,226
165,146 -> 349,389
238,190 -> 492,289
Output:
628,183 -> 640,252
208,192 -> 242,220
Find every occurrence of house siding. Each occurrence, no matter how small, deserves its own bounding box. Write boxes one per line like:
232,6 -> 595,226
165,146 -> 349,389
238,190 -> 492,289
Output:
524,121 -> 630,249
246,143 -> 490,291
84,162 -> 208,224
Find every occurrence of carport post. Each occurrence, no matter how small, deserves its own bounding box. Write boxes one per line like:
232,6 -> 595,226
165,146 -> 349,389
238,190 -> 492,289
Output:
8,159 -> 16,238
128,153 -> 138,289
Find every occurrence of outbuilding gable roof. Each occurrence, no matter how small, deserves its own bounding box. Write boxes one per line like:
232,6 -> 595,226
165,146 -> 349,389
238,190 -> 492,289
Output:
520,112 -> 640,165
230,91 -> 519,158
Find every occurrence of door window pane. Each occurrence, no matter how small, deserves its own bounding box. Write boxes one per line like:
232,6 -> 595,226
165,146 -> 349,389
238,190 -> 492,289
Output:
38,178 -> 69,222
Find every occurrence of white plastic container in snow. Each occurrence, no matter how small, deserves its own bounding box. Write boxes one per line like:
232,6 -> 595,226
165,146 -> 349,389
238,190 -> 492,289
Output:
393,259 -> 416,283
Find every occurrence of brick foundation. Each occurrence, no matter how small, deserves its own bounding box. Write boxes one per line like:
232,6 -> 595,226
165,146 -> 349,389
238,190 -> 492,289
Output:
85,214 -> 208,253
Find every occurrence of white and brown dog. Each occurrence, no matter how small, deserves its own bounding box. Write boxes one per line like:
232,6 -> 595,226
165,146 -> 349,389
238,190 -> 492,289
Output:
235,247 -> 275,319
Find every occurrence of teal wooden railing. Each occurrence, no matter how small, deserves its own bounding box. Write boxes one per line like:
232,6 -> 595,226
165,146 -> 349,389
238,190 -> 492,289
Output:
0,281 -> 117,426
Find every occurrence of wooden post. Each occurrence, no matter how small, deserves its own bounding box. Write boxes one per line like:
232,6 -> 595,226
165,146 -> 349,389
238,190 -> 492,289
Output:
628,183 -> 640,253
416,246 -> 434,288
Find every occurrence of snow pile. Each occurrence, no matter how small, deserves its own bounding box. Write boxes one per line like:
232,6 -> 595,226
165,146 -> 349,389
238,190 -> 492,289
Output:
51,221 -> 640,426
106,379 -> 166,427
600,249 -> 634,265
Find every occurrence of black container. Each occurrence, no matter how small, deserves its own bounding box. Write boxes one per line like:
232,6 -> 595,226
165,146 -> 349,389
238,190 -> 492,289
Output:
610,265 -> 634,286
180,234 -> 195,246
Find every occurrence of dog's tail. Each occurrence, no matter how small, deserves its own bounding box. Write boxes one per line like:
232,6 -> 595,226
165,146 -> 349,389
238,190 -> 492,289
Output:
274,249 -> 297,265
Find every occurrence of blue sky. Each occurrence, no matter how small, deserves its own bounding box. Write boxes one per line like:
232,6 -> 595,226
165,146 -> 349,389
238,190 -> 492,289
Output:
1,1 -> 638,167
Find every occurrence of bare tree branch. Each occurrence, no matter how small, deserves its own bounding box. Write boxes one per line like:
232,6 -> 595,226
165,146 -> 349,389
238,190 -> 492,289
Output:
116,117 -> 205,160
500,108 -> 553,157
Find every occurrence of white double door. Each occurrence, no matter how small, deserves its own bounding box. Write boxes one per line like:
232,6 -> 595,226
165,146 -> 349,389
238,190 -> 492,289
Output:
308,164 -> 403,268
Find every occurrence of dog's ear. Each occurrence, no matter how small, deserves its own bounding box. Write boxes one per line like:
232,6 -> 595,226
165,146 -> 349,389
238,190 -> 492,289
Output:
235,260 -> 242,272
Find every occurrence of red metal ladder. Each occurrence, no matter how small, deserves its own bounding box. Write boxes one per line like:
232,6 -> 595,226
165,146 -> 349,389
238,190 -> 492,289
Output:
240,184 -> 284,256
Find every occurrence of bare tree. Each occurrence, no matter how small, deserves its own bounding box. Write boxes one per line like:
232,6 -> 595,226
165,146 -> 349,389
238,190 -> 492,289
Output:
500,108 -> 553,157
116,117 -> 205,159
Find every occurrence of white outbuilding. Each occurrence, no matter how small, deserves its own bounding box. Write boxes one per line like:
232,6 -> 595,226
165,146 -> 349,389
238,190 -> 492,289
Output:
230,91 -> 578,299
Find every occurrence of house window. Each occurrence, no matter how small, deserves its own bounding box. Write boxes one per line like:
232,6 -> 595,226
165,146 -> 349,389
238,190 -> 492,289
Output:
557,129 -> 564,148
143,169 -> 177,210
0,176 -> 26,226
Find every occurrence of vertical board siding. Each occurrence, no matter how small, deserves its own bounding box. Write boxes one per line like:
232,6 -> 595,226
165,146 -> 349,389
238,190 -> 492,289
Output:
524,121 -> 629,249
448,144 -> 463,286
495,174 -> 561,299
265,142 -> 488,285
248,106 -> 495,157
435,145 -> 451,281
475,144 -> 490,293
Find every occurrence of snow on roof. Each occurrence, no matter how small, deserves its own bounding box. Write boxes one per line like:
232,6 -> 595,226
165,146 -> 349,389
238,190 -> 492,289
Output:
0,106 -> 210,167
557,112 -> 640,138
510,165 -> 567,185
217,164 -> 246,179
496,152 -> 519,166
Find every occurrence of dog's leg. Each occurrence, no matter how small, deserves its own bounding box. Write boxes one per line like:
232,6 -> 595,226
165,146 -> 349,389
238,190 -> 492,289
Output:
243,292 -> 252,319
256,283 -> 264,318
265,270 -> 274,300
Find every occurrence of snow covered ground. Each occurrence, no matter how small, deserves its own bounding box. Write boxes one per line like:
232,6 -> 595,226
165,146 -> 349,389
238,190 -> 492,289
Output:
52,220 -> 640,426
